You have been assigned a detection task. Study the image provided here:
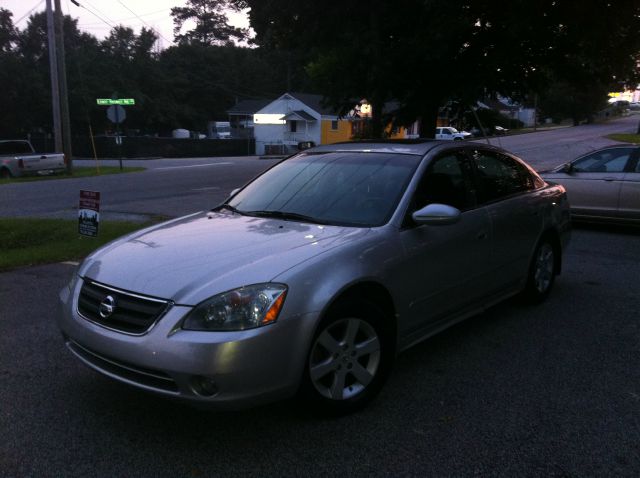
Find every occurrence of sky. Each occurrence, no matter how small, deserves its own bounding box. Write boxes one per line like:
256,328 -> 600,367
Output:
1,0 -> 250,49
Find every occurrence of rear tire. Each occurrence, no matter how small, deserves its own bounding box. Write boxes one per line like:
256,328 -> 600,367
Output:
300,300 -> 394,415
522,237 -> 556,303
0,168 -> 11,179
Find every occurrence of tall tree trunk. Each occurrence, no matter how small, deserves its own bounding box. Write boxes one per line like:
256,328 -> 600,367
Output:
418,100 -> 441,138
370,99 -> 385,139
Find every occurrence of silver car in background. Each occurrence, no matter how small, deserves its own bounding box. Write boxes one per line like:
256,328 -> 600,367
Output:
58,140 -> 571,414
541,145 -> 640,224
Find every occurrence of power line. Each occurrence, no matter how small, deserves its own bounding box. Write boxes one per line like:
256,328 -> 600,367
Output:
68,0 -> 115,30
14,0 -> 45,25
116,0 -> 172,45
80,0 -> 117,27
76,8 -> 170,27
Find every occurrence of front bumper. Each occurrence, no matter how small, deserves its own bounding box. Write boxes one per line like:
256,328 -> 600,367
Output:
57,279 -> 315,409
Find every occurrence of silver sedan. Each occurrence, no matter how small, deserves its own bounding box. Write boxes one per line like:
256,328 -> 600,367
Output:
541,145 -> 640,224
58,140 -> 571,414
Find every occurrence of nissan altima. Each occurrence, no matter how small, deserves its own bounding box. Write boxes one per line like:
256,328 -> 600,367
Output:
541,145 -> 640,224
58,140 -> 571,414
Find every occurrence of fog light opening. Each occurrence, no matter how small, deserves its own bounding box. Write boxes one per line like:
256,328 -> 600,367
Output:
191,376 -> 219,397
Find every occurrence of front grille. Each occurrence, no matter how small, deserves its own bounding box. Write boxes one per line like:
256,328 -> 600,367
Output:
78,279 -> 171,335
66,339 -> 179,393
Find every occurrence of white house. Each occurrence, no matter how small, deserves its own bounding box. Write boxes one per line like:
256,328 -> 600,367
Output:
253,92 -> 344,155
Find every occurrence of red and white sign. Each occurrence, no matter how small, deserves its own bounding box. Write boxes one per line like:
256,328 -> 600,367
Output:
78,190 -> 100,237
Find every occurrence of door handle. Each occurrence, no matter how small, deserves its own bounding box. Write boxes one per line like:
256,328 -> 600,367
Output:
603,177 -> 616,182
476,231 -> 488,240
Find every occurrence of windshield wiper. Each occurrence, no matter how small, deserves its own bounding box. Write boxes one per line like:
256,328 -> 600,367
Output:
245,210 -> 327,225
212,203 -> 244,215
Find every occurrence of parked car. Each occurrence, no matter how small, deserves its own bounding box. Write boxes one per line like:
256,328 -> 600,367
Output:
469,126 -> 508,137
541,145 -> 640,224
58,140 -> 571,414
435,127 -> 471,140
0,140 -> 65,178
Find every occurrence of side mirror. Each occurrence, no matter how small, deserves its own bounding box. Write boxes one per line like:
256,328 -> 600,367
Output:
230,188 -> 240,197
412,203 -> 461,226
562,162 -> 574,174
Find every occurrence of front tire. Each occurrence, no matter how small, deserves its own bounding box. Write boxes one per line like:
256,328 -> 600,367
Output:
301,300 -> 394,415
522,237 -> 556,303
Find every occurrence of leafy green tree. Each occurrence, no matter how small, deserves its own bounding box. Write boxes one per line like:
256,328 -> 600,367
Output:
0,8 -> 22,138
244,0 -> 640,137
0,8 -> 17,53
171,0 -> 248,46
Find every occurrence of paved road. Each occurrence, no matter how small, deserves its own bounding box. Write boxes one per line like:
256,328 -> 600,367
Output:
1,224 -> 639,477
477,114 -> 639,170
0,155 -> 276,221
1,115 -> 637,221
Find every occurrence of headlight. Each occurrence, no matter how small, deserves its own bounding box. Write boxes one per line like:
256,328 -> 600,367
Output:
182,284 -> 287,331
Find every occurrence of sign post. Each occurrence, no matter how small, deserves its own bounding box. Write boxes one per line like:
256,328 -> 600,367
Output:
78,190 -> 100,237
96,97 -> 135,170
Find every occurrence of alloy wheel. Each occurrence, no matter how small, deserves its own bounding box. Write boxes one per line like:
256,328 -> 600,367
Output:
534,242 -> 555,293
309,318 -> 381,401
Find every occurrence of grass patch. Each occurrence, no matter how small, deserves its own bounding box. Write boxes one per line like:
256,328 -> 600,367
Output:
0,166 -> 145,184
605,133 -> 640,144
0,217 -> 157,271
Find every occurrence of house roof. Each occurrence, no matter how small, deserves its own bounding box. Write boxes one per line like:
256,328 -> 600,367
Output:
478,98 -> 520,112
281,92 -> 339,116
281,110 -> 317,122
227,99 -> 271,115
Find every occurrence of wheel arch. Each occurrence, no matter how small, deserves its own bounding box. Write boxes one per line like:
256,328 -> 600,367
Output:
0,166 -> 12,178
321,281 -> 398,349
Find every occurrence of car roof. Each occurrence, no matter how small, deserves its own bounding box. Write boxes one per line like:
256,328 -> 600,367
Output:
308,139 -> 508,157
309,139 -> 443,156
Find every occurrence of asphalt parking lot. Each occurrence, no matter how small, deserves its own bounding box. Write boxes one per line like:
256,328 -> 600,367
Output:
1,223 -> 639,477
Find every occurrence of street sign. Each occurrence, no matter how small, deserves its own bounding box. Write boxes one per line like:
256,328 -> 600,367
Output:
78,190 -> 100,237
107,105 -> 126,123
96,98 -> 135,105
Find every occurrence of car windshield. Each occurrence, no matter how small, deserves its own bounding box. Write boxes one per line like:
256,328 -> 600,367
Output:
228,151 -> 421,227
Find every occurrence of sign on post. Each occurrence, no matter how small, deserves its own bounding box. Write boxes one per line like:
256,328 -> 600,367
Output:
79,190 -> 100,237
96,98 -> 135,105
106,105 -> 126,124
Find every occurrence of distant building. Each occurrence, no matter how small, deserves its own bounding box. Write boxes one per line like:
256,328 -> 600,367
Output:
253,93 -> 353,155
226,99 -> 271,139
478,96 -> 536,127
253,93 -> 420,155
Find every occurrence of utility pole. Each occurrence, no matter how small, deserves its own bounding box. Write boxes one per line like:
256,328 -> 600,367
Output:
53,0 -> 73,173
45,0 -> 62,153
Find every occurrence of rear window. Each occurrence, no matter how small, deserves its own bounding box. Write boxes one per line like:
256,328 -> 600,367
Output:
0,141 -> 33,155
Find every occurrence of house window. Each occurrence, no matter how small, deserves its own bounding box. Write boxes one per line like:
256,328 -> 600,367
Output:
331,120 -> 339,130
290,121 -> 297,132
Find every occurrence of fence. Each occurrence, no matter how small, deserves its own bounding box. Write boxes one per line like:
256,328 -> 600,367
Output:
26,133 -> 255,158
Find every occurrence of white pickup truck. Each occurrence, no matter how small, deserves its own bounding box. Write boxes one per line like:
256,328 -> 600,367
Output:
0,140 -> 66,179
434,127 -> 472,140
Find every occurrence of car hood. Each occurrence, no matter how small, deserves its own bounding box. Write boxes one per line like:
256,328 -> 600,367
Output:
80,211 -> 369,305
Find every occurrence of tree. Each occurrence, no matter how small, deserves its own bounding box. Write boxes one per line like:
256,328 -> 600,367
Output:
244,0 -> 640,137
0,8 -> 17,53
171,0 -> 248,46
